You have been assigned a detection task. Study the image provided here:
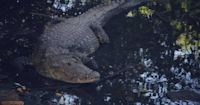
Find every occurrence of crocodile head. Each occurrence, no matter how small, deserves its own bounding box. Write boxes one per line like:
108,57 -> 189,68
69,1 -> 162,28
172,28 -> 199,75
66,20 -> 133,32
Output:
37,55 -> 100,83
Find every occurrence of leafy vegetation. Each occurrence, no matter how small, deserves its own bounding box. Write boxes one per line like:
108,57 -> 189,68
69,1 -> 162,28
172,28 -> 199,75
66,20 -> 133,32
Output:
137,0 -> 200,57
138,6 -> 154,18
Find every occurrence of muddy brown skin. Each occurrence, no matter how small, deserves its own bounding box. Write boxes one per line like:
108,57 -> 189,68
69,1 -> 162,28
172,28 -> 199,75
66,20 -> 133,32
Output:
32,0 -> 148,83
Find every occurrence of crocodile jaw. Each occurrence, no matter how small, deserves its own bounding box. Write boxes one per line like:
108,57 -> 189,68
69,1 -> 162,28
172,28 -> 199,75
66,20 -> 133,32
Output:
74,71 -> 100,83
50,66 -> 101,83
60,63 -> 101,83
37,55 -> 101,83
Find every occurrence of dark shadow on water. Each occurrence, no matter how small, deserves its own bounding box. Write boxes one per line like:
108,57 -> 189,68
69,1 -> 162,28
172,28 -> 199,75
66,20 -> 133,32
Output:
0,1 -> 181,105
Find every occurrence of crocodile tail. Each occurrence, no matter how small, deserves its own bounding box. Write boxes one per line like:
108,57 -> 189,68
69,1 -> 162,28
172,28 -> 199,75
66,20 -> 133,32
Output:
100,0 -> 150,25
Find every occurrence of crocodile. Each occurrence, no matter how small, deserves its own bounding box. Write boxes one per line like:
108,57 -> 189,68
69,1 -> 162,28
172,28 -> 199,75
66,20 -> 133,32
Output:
32,0 -> 148,83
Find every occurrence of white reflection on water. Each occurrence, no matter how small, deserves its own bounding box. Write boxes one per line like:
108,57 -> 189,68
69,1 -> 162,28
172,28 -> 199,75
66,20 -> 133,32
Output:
52,93 -> 81,105
132,47 -> 200,105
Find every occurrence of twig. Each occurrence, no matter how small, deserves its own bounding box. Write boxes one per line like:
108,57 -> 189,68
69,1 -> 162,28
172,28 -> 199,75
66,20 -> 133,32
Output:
96,66 -> 136,84
32,84 -> 82,91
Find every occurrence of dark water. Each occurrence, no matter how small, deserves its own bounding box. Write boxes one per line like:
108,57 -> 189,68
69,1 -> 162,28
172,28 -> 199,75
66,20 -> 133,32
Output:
0,0 -> 200,105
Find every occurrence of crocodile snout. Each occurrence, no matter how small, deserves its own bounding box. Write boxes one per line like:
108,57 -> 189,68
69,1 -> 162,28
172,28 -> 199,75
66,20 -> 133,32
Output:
86,71 -> 100,82
73,70 -> 100,83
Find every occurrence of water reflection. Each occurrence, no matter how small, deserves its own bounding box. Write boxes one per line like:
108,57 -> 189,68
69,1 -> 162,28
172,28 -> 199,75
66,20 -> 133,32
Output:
51,0 -> 75,12
51,93 -> 81,105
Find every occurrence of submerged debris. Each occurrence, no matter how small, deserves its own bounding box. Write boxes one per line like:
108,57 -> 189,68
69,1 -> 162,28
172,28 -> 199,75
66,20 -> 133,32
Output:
167,89 -> 200,102
0,89 -> 24,105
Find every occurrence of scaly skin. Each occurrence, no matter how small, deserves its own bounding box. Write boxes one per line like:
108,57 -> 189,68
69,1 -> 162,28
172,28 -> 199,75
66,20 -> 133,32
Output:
32,0 -> 148,83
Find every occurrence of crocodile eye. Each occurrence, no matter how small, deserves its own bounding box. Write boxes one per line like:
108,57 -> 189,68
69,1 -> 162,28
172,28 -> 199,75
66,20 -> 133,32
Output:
71,56 -> 81,63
